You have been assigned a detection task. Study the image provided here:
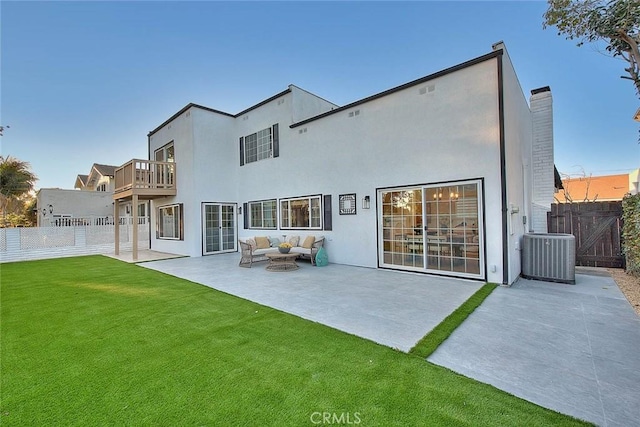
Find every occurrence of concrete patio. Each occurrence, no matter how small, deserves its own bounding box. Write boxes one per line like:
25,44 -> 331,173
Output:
140,253 -> 482,352
138,254 -> 639,426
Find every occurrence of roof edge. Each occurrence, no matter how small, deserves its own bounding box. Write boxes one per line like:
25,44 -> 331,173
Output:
290,49 -> 503,128
148,103 -> 235,137
234,88 -> 292,118
148,88 -> 293,137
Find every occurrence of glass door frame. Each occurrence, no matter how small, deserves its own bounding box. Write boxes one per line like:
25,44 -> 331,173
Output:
201,202 -> 238,255
377,179 -> 485,280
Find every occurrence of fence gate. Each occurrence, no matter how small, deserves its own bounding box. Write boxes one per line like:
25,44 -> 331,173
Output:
547,202 -> 624,268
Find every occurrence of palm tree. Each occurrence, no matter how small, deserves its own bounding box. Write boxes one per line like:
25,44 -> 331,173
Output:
0,156 -> 38,224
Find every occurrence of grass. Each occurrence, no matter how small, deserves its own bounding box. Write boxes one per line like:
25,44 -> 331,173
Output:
0,256 -> 590,426
409,283 -> 498,358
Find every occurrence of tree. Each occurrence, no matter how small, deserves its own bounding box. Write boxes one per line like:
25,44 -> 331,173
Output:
0,156 -> 38,225
544,0 -> 640,98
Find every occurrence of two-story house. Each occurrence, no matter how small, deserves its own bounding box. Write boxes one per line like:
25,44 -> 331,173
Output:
114,43 -> 556,285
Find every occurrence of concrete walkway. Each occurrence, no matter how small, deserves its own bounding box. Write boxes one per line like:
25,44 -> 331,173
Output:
139,254 -> 639,426
429,269 -> 640,427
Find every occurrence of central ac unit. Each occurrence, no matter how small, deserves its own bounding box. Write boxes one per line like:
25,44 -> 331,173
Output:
522,233 -> 575,284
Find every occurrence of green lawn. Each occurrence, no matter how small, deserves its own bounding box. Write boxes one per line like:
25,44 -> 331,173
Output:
1,256 -> 590,426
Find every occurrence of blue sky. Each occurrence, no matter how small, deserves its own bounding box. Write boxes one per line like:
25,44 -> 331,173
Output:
2,1 -> 638,190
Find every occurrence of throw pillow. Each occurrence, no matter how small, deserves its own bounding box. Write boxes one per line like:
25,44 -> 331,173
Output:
269,237 -> 281,247
302,235 -> 315,249
255,236 -> 270,249
287,235 -> 300,247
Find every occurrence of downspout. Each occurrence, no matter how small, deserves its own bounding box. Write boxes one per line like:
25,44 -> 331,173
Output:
496,49 -> 509,286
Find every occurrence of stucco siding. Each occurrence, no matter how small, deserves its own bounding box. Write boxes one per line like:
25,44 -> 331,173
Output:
500,46 -> 534,284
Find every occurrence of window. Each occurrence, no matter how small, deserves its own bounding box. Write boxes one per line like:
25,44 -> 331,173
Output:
240,124 -> 279,166
157,204 -> 182,240
97,183 -> 106,192
245,128 -> 272,164
280,195 -> 322,229
154,142 -> 175,163
248,199 -> 277,229
154,142 -> 175,186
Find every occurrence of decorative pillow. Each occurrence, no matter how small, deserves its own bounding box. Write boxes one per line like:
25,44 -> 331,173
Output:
301,235 -> 315,249
255,236 -> 270,249
286,235 -> 300,247
269,237 -> 281,247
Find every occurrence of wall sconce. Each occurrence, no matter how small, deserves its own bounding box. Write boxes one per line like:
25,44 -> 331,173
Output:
48,204 -> 54,214
238,206 -> 242,215
362,196 -> 371,210
126,205 -> 131,215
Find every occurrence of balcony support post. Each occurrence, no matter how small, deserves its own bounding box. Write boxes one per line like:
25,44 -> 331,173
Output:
114,199 -> 120,256
132,194 -> 139,261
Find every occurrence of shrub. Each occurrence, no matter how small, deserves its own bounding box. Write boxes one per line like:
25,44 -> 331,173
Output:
622,193 -> 640,276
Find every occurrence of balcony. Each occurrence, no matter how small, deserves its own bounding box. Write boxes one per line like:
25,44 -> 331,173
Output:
113,159 -> 177,200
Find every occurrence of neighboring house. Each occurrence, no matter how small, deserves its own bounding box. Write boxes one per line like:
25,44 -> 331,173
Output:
74,163 -> 117,192
36,188 -> 115,226
114,42 -> 556,285
37,163 -> 147,226
555,169 -> 640,203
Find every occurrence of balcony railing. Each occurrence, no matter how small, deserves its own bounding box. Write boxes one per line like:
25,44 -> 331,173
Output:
114,159 -> 176,198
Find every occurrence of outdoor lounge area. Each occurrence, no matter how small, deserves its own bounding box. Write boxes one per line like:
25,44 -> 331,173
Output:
238,235 -> 325,267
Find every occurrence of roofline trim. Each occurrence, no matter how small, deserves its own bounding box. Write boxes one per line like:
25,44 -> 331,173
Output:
148,103 -> 234,137
290,49 -> 502,129
147,88 -> 293,137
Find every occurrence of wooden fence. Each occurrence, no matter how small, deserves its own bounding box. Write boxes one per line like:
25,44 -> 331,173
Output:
547,202 -> 624,268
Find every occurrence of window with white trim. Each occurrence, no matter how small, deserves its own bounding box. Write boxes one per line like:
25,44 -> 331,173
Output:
157,203 -> 182,240
245,127 -> 272,164
248,199 -> 277,229
280,195 -> 322,229
240,124 -> 279,166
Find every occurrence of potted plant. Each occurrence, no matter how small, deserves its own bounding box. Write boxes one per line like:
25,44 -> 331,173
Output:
278,242 -> 292,253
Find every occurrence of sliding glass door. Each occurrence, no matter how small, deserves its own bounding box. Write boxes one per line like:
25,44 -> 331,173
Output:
379,180 -> 484,279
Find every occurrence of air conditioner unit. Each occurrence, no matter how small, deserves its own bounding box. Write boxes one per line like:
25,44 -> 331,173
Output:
522,233 -> 576,284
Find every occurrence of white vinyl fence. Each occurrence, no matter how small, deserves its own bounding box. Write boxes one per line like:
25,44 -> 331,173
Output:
0,220 -> 150,263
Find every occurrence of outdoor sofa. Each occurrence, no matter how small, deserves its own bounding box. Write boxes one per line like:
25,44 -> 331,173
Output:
238,235 -> 325,267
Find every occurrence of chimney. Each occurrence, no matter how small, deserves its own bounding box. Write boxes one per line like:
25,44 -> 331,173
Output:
530,86 -> 554,233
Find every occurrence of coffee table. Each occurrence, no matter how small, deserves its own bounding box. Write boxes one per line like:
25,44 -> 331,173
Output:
265,252 -> 300,272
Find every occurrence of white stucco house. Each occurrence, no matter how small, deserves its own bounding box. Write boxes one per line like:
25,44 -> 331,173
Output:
114,43 -> 556,285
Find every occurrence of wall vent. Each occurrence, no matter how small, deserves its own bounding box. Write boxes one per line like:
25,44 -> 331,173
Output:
419,85 -> 436,95
522,233 -> 575,284
348,109 -> 360,117
298,128 -> 307,134
277,98 -> 285,105
243,115 -> 249,121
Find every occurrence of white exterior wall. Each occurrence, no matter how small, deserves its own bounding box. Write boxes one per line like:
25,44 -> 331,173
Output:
290,85 -> 338,123
36,188 -> 114,226
148,107 -> 195,256
232,58 -> 504,283
500,44 -> 534,285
